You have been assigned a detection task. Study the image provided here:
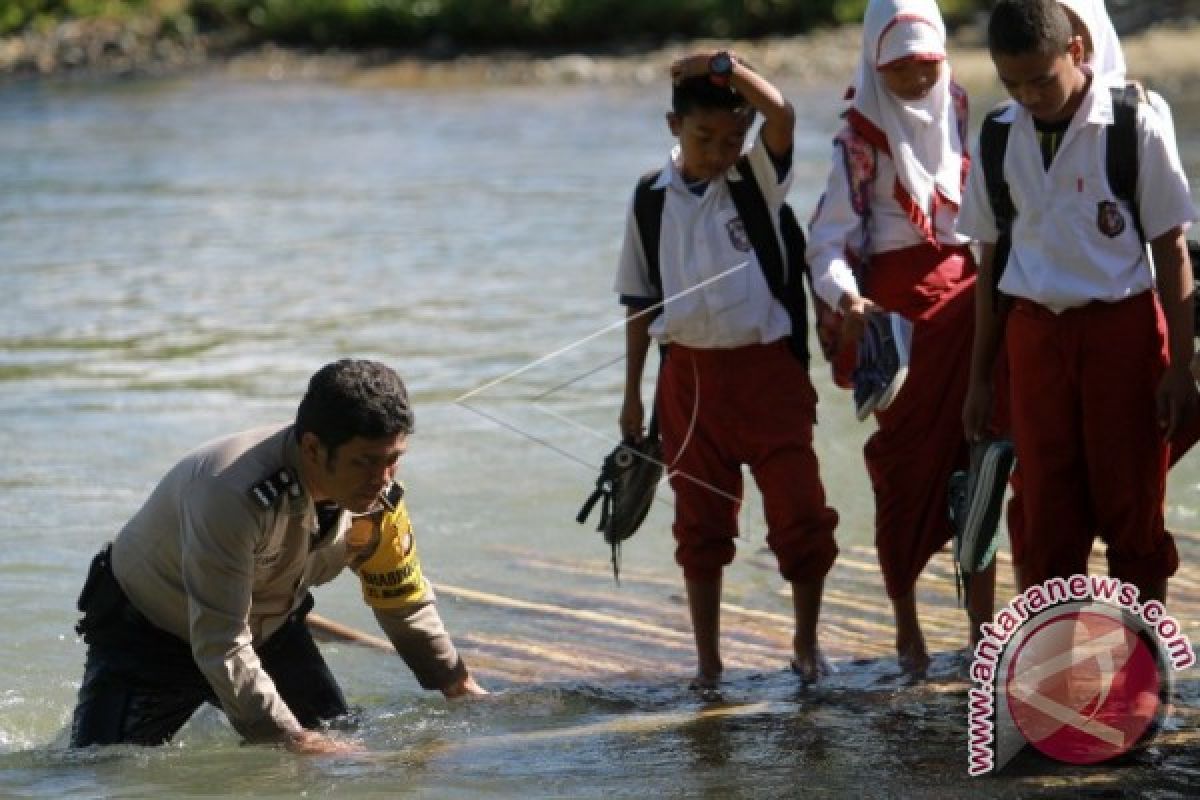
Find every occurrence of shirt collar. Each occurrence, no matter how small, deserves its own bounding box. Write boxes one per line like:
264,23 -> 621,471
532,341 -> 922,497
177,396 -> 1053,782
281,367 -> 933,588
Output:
1083,71 -> 1121,127
658,145 -> 744,192
652,149 -> 675,190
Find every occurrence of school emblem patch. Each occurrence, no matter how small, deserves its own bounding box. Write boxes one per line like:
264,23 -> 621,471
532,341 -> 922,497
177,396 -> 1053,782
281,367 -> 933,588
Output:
1097,201 -> 1126,238
726,216 -> 752,252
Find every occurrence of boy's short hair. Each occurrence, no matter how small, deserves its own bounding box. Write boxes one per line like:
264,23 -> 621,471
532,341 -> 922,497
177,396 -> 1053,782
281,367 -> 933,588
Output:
988,0 -> 1073,57
295,359 -> 415,457
672,74 -> 753,119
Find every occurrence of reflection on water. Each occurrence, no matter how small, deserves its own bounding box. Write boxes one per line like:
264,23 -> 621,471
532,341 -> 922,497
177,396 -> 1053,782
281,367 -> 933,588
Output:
1,74 -> 1198,797
3,655 -> 1196,799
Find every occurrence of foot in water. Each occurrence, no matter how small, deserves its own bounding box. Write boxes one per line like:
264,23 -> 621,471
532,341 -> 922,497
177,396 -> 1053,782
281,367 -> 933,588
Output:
896,638 -> 931,679
790,650 -> 835,685
687,671 -> 724,702
957,647 -> 979,682
688,668 -> 722,691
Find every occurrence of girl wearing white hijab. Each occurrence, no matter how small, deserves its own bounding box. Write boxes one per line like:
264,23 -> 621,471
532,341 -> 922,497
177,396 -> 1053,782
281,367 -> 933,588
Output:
807,0 -> 993,676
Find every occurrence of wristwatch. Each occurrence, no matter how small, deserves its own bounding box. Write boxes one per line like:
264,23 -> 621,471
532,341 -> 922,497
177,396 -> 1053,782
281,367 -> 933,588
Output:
708,51 -> 735,86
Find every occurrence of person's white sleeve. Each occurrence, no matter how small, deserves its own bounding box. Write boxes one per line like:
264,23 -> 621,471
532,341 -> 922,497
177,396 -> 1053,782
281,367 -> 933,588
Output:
957,138 -> 1000,244
1136,100 -> 1196,241
1147,90 -> 1181,173
181,480 -> 303,741
806,144 -> 866,309
743,128 -> 793,210
613,189 -> 656,303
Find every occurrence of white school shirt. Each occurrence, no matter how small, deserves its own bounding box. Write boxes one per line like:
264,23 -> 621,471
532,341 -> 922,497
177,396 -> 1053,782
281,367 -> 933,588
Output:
806,126 -> 971,309
958,78 -> 1196,312
613,133 -> 793,348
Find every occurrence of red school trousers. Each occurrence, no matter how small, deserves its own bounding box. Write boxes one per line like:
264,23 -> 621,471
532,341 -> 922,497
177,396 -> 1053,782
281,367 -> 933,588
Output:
1006,291 -> 1179,588
656,340 -> 839,584
862,243 -> 975,599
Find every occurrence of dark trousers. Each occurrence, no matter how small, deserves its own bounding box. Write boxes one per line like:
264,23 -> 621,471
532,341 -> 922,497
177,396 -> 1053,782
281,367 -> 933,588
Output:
70,592 -> 350,747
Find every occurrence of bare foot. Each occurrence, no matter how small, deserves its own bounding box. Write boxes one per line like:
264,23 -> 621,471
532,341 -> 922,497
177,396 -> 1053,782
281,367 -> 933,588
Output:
896,642 -> 930,678
958,647 -> 979,682
890,591 -> 929,678
790,649 -> 834,685
688,667 -> 722,691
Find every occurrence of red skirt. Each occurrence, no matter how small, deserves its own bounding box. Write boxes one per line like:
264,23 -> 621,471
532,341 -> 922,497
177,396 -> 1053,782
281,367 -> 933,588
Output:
859,242 -> 975,599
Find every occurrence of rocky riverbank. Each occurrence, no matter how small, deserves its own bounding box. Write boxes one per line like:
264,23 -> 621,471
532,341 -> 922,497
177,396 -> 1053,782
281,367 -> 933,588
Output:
0,16 -> 214,78
4,15 -> 1200,101
230,20 -> 1200,103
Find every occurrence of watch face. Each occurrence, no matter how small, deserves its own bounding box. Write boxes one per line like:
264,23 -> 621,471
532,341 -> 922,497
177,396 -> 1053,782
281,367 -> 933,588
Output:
710,52 -> 733,77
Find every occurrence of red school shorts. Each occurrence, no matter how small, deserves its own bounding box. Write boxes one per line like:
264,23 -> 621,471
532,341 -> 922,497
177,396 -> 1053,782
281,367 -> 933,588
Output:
656,340 -> 839,584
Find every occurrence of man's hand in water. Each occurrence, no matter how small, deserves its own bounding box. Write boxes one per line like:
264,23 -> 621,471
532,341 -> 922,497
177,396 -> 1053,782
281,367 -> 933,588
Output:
442,673 -> 489,699
284,729 -> 364,755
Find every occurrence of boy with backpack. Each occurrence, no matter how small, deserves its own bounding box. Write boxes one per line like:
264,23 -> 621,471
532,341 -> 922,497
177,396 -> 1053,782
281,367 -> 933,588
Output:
613,51 -> 839,688
960,0 -> 1197,603
988,0 -> 1198,595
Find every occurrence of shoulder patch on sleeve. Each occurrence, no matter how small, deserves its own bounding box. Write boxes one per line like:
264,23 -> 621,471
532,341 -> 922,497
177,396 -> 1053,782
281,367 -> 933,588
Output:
248,468 -> 301,510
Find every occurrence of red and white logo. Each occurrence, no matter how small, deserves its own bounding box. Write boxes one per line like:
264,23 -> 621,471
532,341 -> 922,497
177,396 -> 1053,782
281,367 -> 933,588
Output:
968,578 -> 1192,776
1004,609 -> 1164,765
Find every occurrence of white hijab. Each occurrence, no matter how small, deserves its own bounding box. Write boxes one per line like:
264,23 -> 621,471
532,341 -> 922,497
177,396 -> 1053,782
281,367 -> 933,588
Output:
1058,0 -> 1127,81
1057,1 -> 1180,180
849,0 -> 963,226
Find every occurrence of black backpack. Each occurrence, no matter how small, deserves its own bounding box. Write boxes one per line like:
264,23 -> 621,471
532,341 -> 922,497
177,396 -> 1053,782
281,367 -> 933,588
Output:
632,156 -> 812,363
980,83 -> 1200,325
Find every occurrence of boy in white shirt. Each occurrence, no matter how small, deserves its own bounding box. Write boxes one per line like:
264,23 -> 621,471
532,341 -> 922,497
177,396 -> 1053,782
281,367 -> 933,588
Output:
614,52 -> 838,688
961,0 -> 1197,602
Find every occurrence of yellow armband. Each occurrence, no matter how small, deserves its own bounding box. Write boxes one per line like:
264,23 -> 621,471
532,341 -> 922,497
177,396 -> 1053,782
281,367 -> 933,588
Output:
349,500 -> 427,609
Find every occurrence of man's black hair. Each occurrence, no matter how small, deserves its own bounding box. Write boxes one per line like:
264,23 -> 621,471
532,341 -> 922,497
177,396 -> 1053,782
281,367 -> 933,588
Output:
988,0 -> 1074,57
295,359 -> 414,458
672,74 -> 753,118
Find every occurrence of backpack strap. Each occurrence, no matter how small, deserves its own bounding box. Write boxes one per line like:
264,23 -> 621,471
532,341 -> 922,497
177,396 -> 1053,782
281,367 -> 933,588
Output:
980,106 -> 1015,308
1191,239 -> 1200,335
777,203 -> 813,363
833,124 -> 879,275
632,169 -> 666,305
728,157 -> 787,289
835,124 -> 879,219
1107,82 -> 1145,244
728,156 -> 810,363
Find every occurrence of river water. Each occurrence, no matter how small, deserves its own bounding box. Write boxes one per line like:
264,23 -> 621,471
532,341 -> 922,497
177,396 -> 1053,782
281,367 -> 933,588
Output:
1,72 -> 1198,798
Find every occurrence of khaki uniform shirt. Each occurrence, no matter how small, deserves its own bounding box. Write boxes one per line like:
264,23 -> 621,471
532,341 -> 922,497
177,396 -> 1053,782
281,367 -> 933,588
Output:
111,424 -> 465,741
